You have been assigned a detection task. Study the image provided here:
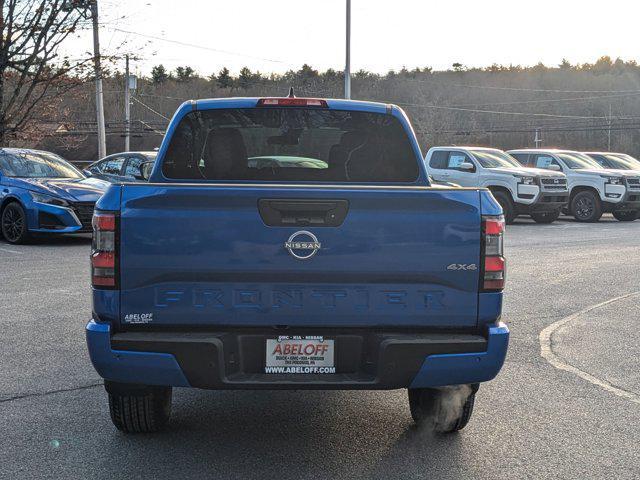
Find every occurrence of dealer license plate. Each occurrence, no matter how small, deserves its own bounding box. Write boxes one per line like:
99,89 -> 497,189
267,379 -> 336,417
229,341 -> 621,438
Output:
265,336 -> 335,374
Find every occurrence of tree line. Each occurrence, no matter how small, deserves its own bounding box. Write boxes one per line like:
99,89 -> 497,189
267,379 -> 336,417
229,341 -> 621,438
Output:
149,56 -> 640,87
30,56 -> 640,160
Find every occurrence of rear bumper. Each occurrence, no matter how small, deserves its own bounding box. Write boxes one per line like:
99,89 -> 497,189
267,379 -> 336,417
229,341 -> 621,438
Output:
86,320 -> 509,390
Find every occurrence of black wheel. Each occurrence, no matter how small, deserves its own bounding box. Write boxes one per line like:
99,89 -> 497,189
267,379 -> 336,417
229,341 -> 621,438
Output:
1,202 -> 30,244
612,210 -> 638,222
531,210 -> 561,224
408,385 -> 477,433
492,191 -> 516,224
108,385 -> 172,433
571,191 -> 602,222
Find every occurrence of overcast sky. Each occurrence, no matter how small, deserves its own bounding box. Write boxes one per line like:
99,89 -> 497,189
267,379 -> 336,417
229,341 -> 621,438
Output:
79,0 -> 640,76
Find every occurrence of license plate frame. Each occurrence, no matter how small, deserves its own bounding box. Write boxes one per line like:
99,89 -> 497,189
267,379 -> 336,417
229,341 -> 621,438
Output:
265,336 -> 335,374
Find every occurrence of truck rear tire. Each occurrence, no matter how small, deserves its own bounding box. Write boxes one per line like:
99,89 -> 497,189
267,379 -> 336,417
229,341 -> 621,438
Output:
408,385 -> 477,433
492,191 -> 516,224
108,385 -> 172,433
612,210 -> 638,222
531,210 -> 560,224
570,191 -> 602,222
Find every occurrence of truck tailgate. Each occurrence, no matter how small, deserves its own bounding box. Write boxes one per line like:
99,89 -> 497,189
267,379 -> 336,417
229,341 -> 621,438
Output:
118,184 -> 481,329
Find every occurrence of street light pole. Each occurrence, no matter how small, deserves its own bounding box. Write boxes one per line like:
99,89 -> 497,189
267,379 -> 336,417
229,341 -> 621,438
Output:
124,54 -> 130,152
91,0 -> 107,158
344,0 -> 351,99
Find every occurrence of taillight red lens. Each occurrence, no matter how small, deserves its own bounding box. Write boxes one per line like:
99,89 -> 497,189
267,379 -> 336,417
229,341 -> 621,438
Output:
256,98 -> 328,107
482,215 -> 505,291
484,217 -> 505,235
94,214 -> 116,231
484,256 -> 505,271
91,251 -> 115,268
91,212 -> 117,289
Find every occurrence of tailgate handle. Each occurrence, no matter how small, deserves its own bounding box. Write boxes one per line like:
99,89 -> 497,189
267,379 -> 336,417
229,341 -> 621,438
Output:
258,199 -> 349,227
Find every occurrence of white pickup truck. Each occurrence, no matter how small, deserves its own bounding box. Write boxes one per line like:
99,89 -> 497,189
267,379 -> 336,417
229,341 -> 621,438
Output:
508,149 -> 640,222
425,146 -> 568,223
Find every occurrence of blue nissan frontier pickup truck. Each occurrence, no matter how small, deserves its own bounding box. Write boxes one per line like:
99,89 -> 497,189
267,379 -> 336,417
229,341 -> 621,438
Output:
86,95 -> 509,433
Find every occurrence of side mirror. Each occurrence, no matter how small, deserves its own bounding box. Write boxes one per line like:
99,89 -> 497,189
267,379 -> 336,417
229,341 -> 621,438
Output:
83,169 -> 93,177
459,162 -> 475,172
548,164 -> 561,171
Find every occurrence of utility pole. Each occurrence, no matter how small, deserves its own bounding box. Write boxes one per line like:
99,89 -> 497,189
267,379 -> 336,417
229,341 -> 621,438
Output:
344,0 -> 351,99
91,0 -> 107,158
534,128 -> 542,148
607,103 -> 612,151
124,55 -> 131,152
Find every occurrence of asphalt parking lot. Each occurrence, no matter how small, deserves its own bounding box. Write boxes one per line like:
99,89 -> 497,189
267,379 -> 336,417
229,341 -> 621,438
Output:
1,215 -> 639,480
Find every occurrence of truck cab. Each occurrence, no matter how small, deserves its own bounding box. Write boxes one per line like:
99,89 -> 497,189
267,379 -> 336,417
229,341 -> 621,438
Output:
86,96 -> 509,434
508,149 -> 640,222
425,146 -> 568,224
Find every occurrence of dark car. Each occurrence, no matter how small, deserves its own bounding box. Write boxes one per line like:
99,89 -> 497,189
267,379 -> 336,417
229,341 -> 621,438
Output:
0,148 -> 109,244
85,151 -> 157,183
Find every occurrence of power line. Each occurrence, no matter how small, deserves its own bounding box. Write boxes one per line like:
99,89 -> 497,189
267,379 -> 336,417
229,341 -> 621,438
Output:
398,77 -> 640,94
451,83 -> 640,94
397,102 -> 605,119
107,27 -> 291,66
138,120 -> 165,136
137,93 -> 187,101
131,96 -> 170,120
452,91 -> 640,107
418,121 -> 640,136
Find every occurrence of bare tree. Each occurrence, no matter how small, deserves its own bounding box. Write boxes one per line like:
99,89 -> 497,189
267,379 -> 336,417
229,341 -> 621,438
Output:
0,0 -> 92,144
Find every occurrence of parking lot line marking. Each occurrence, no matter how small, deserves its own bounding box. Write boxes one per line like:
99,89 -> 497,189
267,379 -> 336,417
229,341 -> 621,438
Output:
0,247 -> 22,254
539,292 -> 640,405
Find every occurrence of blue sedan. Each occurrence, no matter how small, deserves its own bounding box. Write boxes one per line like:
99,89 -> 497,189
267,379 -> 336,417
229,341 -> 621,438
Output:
0,148 -> 109,244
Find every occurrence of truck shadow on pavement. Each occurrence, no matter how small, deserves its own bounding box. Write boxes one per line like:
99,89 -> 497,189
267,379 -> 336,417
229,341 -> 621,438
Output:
96,388 -> 467,479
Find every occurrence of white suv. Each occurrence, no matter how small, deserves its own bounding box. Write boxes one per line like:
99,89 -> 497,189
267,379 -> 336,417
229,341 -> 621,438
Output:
508,149 -> 640,222
425,146 -> 568,224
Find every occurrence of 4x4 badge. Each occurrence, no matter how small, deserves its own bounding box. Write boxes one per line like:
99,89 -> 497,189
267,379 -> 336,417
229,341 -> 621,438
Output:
447,263 -> 478,271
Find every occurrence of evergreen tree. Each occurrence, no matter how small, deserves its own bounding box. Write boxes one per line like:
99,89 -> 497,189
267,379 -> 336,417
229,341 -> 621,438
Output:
217,67 -> 232,88
175,66 -> 195,82
559,58 -> 572,70
239,67 -> 253,89
151,64 -> 169,84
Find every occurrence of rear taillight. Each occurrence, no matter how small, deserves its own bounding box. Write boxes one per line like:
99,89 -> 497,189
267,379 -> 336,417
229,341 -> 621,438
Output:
256,98 -> 328,107
91,212 -> 118,288
481,215 -> 505,291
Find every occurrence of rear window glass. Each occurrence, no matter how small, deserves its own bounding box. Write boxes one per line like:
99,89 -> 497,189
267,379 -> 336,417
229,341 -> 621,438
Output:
161,108 -> 419,182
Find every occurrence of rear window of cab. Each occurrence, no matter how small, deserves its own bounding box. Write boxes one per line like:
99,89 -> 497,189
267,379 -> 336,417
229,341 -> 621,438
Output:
161,108 -> 420,183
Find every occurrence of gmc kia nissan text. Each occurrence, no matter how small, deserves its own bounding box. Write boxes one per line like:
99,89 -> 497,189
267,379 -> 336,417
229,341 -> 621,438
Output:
425,146 -> 568,224
508,149 -> 640,222
86,97 -> 509,433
